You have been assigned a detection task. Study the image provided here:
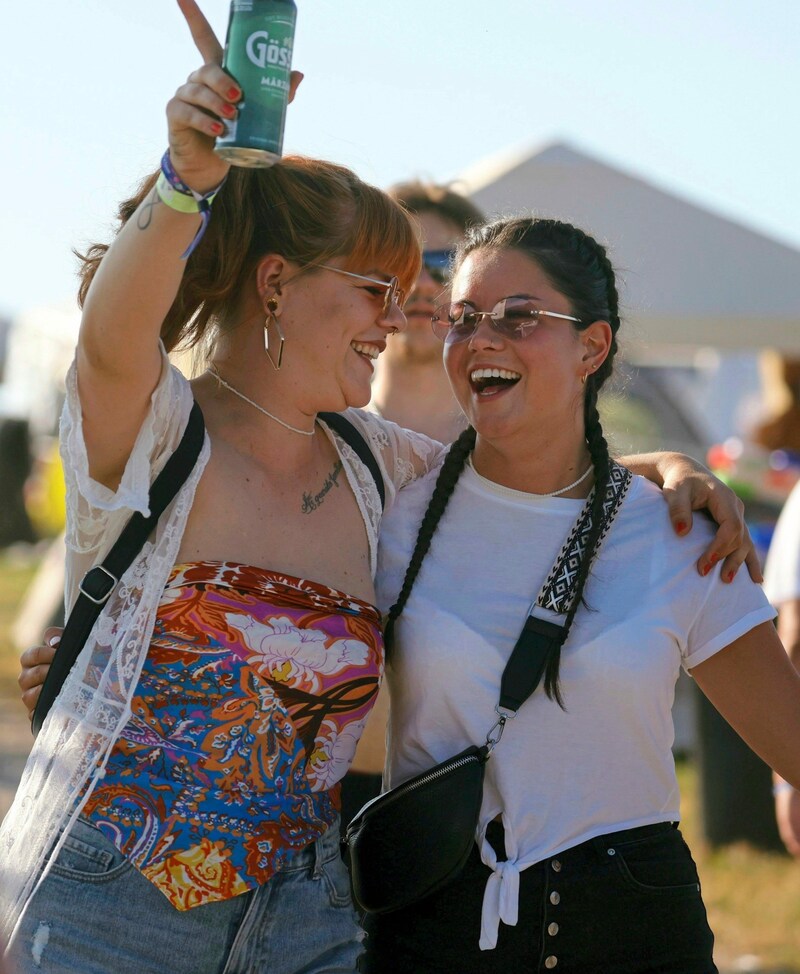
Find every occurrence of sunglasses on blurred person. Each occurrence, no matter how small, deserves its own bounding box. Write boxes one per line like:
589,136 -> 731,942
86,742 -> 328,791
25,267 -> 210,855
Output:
422,249 -> 454,286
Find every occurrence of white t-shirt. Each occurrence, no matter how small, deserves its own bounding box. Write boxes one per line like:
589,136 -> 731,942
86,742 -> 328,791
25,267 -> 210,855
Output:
376,458 -> 775,950
764,480 -> 800,606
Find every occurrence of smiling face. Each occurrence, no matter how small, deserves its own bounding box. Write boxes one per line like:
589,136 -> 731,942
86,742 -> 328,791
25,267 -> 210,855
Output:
444,247 -> 602,446
276,257 -> 407,412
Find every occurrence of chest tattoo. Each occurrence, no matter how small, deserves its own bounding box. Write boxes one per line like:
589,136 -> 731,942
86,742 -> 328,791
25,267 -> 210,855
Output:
302,460 -> 344,514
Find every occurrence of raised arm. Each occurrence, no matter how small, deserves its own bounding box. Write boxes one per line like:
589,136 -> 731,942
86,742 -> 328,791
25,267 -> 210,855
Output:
76,0 -> 300,489
77,3 -> 229,489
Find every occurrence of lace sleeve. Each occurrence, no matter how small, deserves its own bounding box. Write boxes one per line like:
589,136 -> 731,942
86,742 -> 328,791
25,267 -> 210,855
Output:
60,343 -> 195,562
340,408 -> 447,511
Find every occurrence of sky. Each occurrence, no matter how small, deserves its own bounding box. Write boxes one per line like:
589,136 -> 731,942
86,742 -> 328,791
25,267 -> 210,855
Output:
1,0 -> 799,319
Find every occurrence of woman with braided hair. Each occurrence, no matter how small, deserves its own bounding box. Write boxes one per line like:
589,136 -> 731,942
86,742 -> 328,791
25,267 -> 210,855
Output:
363,216 -> 800,973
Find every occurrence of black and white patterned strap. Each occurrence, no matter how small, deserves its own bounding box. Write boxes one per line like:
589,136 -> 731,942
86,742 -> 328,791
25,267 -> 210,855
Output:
496,462 -> 632,715
537,461 -> 632,616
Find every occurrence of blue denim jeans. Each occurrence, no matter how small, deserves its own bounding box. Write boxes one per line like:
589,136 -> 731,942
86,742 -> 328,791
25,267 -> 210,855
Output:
363,821 -> 717,974
7,816 -> 363,974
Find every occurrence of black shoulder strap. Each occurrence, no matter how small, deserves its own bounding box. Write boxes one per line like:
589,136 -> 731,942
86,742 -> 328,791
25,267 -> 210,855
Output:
497,462 -> 633,714
318,411 -> 386,510
32,402 -> 206,736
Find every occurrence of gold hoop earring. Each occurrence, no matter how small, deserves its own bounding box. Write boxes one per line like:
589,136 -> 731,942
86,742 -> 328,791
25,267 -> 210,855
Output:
581,372 -> 587,385
264,292 -> 285,371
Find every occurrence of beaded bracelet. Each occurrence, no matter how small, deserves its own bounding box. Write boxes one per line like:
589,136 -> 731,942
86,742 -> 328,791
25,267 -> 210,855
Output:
773,781 -> 795,796
156,150 -> 227,259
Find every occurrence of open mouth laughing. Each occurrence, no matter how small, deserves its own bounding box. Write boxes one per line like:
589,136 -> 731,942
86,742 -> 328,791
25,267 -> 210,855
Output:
469,367 -> 522,396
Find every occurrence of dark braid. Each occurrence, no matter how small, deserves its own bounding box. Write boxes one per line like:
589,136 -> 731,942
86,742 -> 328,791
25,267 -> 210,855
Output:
531,224 -> 621,704
383,426 -> 477,658
481,218 -> 623,705
544,381 -> 611,704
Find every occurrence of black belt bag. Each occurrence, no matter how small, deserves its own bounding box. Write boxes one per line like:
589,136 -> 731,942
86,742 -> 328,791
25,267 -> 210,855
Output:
345,744 -> 489,914
343,463 -> 632,915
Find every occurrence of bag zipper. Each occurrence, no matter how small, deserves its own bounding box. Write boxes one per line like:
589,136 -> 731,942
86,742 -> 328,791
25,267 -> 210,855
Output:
351,748 -> 487,827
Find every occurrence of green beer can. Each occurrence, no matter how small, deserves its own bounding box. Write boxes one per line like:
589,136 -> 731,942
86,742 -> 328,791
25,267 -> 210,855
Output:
215,0 -> 297,167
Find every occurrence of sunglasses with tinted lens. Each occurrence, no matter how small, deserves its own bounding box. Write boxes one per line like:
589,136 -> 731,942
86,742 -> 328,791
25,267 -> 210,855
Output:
431,298 -> 582,344
422,249 -> 455,286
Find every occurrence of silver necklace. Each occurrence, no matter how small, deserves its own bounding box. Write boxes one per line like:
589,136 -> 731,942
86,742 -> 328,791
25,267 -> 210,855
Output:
469,456 -> 593,497
209,367 -> 316,437
535,464 -> 593,497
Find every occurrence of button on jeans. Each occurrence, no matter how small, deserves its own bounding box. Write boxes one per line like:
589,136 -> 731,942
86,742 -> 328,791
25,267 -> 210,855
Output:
363,821 -> 717,974
6,816 -> 363,974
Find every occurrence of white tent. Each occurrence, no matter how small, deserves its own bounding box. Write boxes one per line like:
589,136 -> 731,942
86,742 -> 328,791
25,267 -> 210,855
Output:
458,142 -> 800,356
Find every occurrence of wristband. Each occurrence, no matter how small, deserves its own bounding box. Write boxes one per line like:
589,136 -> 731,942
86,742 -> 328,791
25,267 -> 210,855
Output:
156,150 -> 227,259
773,781 -> 795,796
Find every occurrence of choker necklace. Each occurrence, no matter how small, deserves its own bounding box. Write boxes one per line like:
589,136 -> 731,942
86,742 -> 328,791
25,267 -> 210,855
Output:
209,367 -> 316,437
469,457 -> 593,497
536,464 -> 593,497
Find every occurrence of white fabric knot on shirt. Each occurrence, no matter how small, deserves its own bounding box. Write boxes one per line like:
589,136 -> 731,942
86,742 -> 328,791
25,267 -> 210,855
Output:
479,844 -> 521,951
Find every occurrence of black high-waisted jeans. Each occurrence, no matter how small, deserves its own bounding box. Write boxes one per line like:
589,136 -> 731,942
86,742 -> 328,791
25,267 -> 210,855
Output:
362,820 -> 717,973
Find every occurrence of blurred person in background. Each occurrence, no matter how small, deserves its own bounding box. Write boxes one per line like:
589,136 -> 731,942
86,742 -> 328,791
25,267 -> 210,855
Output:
368,182 -> 483,443
764,474 -> 800,857
753,355 -> 800,455
340,183 -> 483,828
753,353 -> 800,856
0,419 -> 36,548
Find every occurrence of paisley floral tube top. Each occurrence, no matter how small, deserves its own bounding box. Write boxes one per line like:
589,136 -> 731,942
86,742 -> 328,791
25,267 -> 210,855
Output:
81,561 -> 384,910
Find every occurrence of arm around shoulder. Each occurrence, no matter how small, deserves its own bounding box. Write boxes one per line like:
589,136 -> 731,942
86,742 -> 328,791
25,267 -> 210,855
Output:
619,450 -> 760,582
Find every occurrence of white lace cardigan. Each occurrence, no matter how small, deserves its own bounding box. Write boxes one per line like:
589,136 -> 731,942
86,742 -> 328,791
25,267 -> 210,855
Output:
0,347 -> 443,946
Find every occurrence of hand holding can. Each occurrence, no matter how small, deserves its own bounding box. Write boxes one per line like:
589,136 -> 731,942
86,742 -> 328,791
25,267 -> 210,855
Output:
214,0 -> 298,168
172,0 -> 302,187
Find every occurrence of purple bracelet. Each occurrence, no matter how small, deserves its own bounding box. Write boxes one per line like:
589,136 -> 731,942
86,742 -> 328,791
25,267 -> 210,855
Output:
159,150 -> 227,259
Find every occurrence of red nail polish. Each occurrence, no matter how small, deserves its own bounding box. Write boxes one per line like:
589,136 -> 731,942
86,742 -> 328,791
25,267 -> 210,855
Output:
212,121 -> 224,134
702,563 -> 712,576
726,570 -> 736,582
227,86 -> 241,100
221,103 -> 236,118
675,521 -> 687,534
709,553 -> 720,563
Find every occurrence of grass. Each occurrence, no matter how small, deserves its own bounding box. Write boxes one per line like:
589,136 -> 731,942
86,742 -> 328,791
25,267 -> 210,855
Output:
0,555 -> 798,969
678,760 -> 800,970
